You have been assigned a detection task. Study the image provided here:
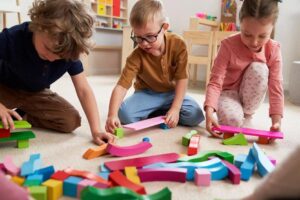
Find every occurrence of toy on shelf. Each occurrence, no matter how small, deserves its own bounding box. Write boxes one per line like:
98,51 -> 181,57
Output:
196,12 -> 217,21
107,139 -> 152,157
123,116 -> 166,131
212,125 -> 284,144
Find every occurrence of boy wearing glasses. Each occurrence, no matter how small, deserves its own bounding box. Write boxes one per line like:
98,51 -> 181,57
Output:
105,0 -> 204,133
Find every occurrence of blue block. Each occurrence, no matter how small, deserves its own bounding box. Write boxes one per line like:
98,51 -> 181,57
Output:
98,172 -> 110,180
63,176 -> 83,197
234,154 -> 247,168
35,166 -> 55,181
240,149 -> 256,181
252,143 -> 275,177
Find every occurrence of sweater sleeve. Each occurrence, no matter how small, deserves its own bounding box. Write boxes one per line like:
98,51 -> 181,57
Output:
204,41 -> 230,111
267,43 -> 284,117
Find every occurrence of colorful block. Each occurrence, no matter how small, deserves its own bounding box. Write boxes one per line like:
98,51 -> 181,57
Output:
42,179 -> 63,200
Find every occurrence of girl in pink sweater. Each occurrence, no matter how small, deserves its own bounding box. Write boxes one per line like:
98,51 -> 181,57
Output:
204,0 -> 283,138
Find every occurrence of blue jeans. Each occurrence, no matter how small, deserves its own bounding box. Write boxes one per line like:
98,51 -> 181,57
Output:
119,90 -> 204,126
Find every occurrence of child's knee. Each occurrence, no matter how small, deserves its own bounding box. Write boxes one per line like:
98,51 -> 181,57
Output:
249,62 -> 269,76
180,106 -> 205,127
218,113 -> 243,127
60,110 -> 81,133
118,105 -> 136,124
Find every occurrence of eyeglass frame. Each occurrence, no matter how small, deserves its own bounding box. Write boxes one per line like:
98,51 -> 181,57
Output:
130,24 -> 165,44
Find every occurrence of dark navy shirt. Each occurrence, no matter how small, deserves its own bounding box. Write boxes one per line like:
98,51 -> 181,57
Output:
0,22 -> 84,92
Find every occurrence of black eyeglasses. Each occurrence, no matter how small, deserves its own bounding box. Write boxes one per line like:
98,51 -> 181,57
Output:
131,24 -> 164,44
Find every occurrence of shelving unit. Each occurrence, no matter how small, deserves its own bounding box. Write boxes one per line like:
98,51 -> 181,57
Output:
91,0 -> 128,31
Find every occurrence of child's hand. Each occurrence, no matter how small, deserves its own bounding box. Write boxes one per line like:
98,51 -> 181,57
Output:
165,108 -> 180,128
205,107 -> 222,138
93,132 -> 116,145
0,103 -> 22,130
105,116 -> 121,133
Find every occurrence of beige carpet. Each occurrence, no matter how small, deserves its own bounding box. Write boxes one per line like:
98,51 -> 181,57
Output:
1,75 -> 299,200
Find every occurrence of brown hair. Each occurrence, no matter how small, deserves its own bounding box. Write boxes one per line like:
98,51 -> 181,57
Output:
239,0 -> 280,24
129,0 -> 165,28
28,0 -> 94,60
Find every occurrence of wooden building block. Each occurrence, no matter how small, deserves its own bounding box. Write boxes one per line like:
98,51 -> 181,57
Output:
187,135 -> 201,155
252,143 -> 275,177
51,170 -> 70,181
178,150 -> 234,163
82,143 -> 108,160
63,176 -> 83,197
223,133 -> 248,145
138,168 -> 187,183
77,179 -> 97,198
0,120 -> 32,129
11,176 -> 25,186
35,166 -> 55,181
240,149 -> 256,181
223,132 -> 234,139
104,152 -> 179,171
257,136 -> 270,144
0,131 -> 35,143
114,128 -> 124,139
109,170 -> 146,194
194,168 -> 211,186
107,141 -> 152,157
3,156 -> 20,175
182,130 -> 198,146
212,125 -> 284,139
222,160 -> 241,184
124,167 -> 140,184
17,139 -> 29,148
29,186 -> 47,200
80,186 -> 172,200
42,179 -> 63,200
64,168 -> 110,188
0,128 -> 10,138
123,116 -> 165,131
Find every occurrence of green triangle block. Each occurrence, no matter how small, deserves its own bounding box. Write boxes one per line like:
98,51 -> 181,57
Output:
0,120 -> 32,129
223,133 -> 248,145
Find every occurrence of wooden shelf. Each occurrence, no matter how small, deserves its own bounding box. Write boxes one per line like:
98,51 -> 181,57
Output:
91,0 -> 128,31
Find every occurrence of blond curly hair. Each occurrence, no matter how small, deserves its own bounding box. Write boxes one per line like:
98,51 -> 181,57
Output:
28,0 -> 94,60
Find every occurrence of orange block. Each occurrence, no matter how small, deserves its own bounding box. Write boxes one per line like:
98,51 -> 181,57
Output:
257,136 -> 270,144
223,132 -> 234,139
82,143 -> 108,160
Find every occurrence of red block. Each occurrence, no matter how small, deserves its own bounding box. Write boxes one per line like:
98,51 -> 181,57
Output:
0,129 -> 10,138
113,0 -> 120,17
51,170 -> 70,181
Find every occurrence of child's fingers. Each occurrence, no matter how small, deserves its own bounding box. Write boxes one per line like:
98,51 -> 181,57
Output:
10,110 -> 22,121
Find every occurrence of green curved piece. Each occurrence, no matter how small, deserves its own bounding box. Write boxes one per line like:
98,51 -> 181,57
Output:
81,186 -> 171,200
178,150 -> 234,163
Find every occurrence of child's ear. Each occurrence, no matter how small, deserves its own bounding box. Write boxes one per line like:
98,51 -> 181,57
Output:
163,23 -> 170,31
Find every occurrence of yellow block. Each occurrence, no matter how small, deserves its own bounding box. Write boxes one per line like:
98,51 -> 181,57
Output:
124,166 -> 141,184
106,0 -> 113,5
42,179 -> 63,200
11,176 -> 25,186
97,4 -> 106,15
97,0 -> 106,4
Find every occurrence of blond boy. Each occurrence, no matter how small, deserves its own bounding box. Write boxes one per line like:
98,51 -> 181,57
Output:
106,0 -> 204,133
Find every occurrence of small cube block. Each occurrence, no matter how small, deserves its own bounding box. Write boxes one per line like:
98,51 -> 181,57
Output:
17,139 -> 29,148
29,186 -> 47,200
114,128 -> 124,139
42,179 -> 63,200
194,168 -> 211,186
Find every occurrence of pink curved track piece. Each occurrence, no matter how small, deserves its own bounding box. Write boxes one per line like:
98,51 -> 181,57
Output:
107,141 -> 152,157
138,168 -> 187,183
212,125 -> 283,139
104,153 -> 179,171
123,116 -> 165,131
